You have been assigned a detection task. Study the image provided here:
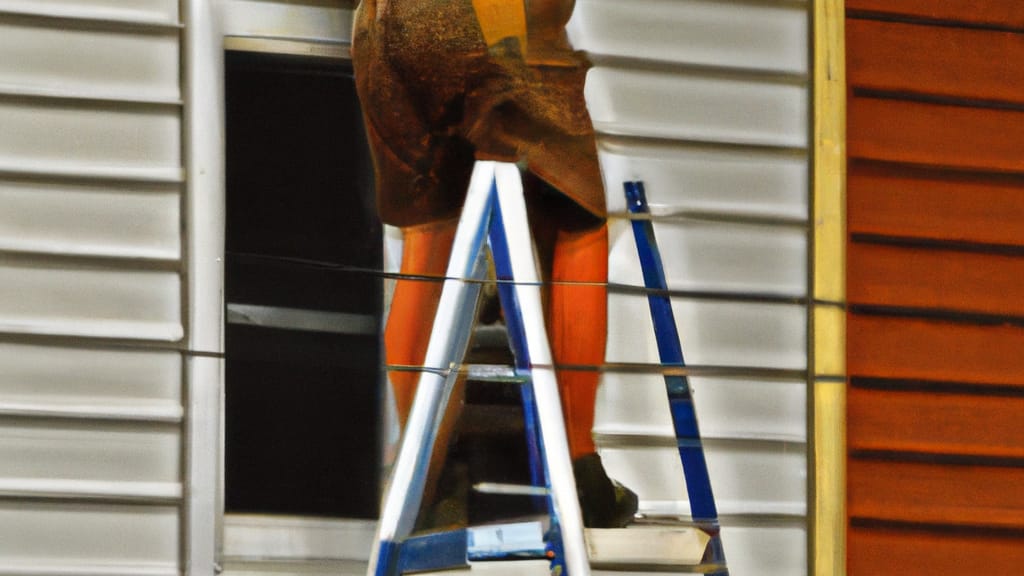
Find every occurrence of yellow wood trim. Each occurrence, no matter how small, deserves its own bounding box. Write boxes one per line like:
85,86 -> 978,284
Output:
814,0 -> 846,306
814,305 -> 845,378
814,378 -> 847,576
813,0 -> 847,575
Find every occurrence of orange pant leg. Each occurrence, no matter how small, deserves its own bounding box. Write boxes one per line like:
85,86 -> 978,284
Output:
387,213 -> 608,461
384,219 -> 458,428
549,222 -> 608,459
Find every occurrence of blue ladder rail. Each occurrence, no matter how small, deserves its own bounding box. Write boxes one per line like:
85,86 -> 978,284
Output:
624,181 -> 728,574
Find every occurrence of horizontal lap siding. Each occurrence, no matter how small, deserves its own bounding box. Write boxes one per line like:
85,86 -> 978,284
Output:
848,97 -> 1024,172
845,0 -> 1024,30
849,459 -> 1024,528
846,6 -> 1024,574
0,3 -> 185,574
848,165 -> 1024,246
576,1 -> 811,574
847,18 -> 1024,103
847,243 -> 1024,316
848,388 -> 1024,459
849,525 -> 1024,575
847,315 -> 1024,387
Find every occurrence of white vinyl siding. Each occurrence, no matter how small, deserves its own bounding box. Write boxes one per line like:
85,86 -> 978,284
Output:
605,298 -> 807,369
0,1 -> 210,574
0,263 -> 183,340
0,342 -> 182,420
608,220 -> 808,296
0,420 -> 181,488
0,180 -> 181,260
0,101 -> 182,173
0,502 -> 180,575
577,0 -> 811,574
599,376 -> 807,442
587,68 -> 807,148
599,141 -> 808,219
0,0 -> 179,24
0,20 -> 180,102
571,0 -> 807,73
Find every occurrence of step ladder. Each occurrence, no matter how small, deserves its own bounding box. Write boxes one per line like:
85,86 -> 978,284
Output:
624,181 -> 728,576
367,162 -> 728,576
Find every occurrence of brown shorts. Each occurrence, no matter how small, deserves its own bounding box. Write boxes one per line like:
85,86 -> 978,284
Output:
352,0 -> 606,228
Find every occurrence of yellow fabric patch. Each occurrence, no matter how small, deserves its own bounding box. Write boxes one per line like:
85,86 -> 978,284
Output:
471,0 -> 528,52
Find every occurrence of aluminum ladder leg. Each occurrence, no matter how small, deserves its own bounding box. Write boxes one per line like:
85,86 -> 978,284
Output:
367,161 -> 590,576
624,181 -> 729,575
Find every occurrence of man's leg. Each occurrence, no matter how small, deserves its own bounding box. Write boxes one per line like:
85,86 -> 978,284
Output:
384,218 -> 472,528
384,218 -> 458,427
549,222 -> 608,460
548,219 -> 639,528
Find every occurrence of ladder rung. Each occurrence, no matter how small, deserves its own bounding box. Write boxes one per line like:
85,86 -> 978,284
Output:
398,522 -> 548,573
465,363 -> 527,383
467,521 -> 548,561
473,482 -> 551,497
384,516 -> 720,573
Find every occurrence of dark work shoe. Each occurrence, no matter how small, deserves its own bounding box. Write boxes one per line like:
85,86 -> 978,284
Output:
572,453 -> 639,528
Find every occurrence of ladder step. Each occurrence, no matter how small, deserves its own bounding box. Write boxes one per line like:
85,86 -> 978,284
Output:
473,482 -> 551,497
400,525 -> 716,573
584,527 -> 711,569
398,529 -> 469,574
467,521 -> 547,561
465,363 -> 527,383
398,522 -> 548,573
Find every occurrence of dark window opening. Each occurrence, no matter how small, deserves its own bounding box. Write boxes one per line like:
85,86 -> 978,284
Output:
224,51 -> 382,519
